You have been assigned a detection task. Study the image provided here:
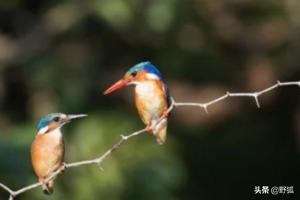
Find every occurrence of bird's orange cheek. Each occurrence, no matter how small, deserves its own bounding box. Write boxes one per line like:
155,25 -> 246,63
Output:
136,71 -> 149,81
47,122 -> 60,132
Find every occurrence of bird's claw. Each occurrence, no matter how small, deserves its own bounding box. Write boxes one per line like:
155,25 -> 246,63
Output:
162,110 -> 169,118
145,125 -> 152,134
60,163 -> 66,172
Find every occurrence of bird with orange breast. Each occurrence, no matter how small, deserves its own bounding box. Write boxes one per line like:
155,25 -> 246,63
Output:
104,61 -> 171,144
31,113 -> 87,194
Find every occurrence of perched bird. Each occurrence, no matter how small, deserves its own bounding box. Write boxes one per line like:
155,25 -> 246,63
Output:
31,113 -> 87,195
104,61 -> 171,144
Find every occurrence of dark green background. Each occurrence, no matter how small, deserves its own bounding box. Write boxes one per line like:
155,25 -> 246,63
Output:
0,0 -> 299,199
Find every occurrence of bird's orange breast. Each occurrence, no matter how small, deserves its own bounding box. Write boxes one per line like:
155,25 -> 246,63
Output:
135,79 -> 168,125
31,133 -> 64,179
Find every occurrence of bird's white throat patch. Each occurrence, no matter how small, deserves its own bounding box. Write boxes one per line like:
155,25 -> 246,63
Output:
49,128 -> 63,137
135,81 -> 156,98
37,126 -> 62,138
37,126 -> 49,135
146,73 -> 160,80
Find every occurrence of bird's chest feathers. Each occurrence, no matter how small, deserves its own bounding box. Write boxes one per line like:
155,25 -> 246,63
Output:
135,81 -> 164,105
37,129 -> 63,148
135,81 -> 166,121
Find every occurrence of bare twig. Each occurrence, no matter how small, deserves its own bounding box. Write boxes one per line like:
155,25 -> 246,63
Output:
174,80 -> 300,111
0,80 -> 299,199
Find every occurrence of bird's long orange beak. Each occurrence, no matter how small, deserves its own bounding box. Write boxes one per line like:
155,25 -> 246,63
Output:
104,79 -> 129,95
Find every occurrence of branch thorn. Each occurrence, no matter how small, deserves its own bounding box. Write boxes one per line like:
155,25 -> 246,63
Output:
254,95 -> 260,108
97,164 -> 104,171
203,105 -> 209,114
121,135 -> 127,140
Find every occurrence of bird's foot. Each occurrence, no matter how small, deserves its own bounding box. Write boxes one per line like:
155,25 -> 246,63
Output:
145,125 -> 152,134
59,163 -> 66,172
39,178 -> 46,185
162,110 -> 169,118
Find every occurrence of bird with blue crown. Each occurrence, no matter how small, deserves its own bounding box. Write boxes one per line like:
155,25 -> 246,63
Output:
104,61 -> 171,144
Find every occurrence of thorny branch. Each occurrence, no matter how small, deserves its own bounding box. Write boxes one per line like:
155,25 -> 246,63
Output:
0,80 -> 299,199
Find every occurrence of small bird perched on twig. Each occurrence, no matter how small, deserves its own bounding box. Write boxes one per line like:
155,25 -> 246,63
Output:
31,113 -> 87,195
104,61 -> 171,144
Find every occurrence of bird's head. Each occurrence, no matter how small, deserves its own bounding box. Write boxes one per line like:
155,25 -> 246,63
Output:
37,113 -> 87,135
104,61 -> 162,95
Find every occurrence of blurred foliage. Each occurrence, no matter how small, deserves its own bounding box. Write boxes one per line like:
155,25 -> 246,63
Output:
0,0 -> 300,199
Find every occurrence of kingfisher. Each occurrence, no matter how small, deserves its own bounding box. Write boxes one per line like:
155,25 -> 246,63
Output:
104,61 -> 171,144
31,113 -> 87,195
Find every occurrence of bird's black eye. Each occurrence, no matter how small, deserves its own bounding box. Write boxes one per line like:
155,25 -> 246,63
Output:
131,71 -> 137,77
53,117 -> 60,122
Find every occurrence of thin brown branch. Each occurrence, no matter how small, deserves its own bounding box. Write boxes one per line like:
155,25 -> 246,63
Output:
0,80 -> 299,199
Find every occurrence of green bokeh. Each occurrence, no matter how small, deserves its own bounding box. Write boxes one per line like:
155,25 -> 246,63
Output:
0,0 -> 299,199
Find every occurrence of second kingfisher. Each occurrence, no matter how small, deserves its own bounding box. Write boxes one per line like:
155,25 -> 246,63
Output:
31,113 -> 87,194
104,61 -> 171,144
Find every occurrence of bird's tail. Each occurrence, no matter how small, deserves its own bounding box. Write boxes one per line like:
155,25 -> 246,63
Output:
154,118 -> 168,145
42,180 -> 54,195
